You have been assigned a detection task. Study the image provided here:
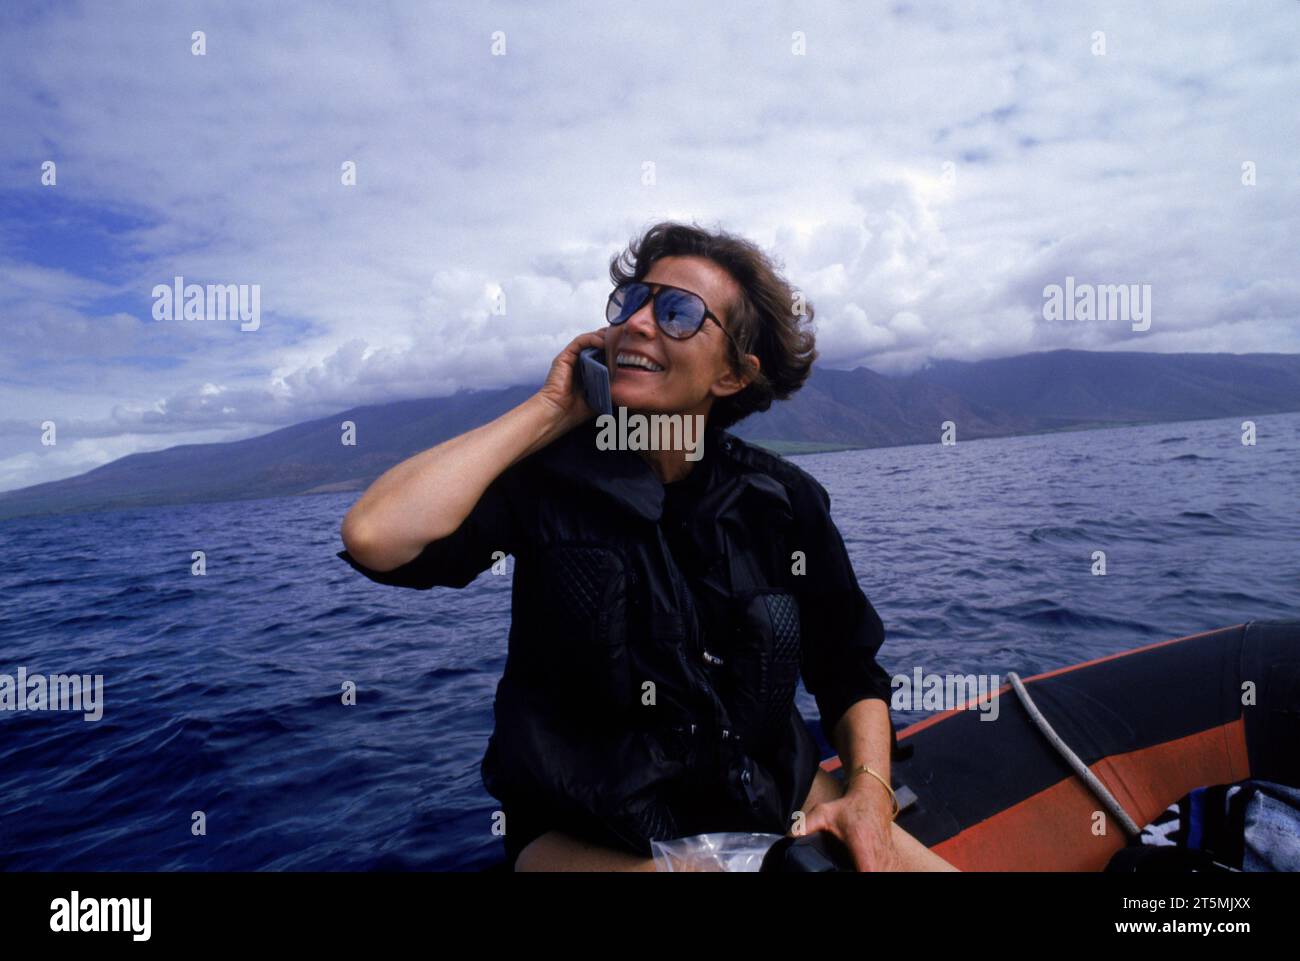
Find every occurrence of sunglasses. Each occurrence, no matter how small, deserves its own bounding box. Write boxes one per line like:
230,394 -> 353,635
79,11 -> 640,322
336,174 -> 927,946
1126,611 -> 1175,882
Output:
606,281 -> 738,345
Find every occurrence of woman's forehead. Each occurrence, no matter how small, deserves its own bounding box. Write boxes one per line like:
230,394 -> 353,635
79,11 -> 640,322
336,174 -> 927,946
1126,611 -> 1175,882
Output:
644,256 -> 738,319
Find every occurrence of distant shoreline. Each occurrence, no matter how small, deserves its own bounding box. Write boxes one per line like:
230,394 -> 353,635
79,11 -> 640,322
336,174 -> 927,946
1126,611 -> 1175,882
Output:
751,407 -> 1300,459
4,407 -> 1297,524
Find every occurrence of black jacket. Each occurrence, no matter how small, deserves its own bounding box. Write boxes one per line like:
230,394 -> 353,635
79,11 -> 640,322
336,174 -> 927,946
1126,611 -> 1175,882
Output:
338,417 -> 895,857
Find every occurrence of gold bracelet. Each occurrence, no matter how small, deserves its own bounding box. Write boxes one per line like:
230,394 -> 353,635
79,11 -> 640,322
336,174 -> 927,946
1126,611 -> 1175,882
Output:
844,764 -> 900,820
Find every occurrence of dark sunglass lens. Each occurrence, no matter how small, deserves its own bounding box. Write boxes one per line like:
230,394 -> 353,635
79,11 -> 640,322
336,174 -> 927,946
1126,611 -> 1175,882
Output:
607,283 -> 650,324
656,288 -> 706,337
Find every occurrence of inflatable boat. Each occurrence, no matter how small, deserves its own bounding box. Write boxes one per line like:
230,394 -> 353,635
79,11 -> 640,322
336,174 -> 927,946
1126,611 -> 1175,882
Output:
821,619 -> 1300,871
480,619 -> 1299,870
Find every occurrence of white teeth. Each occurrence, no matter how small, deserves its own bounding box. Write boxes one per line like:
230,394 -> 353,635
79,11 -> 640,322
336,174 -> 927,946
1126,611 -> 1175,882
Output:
616,352 -> 664,372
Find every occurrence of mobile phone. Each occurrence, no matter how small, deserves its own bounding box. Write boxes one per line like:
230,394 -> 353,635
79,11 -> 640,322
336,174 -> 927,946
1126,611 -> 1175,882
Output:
576,346 -> 613,417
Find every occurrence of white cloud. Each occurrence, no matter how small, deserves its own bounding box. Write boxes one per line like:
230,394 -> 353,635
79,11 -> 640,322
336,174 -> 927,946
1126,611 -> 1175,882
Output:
0,0 -> 1296,489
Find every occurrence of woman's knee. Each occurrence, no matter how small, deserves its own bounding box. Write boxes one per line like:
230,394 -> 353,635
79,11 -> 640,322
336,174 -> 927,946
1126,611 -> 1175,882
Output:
798,766 -> 846,817
514,829 -> 657,872
512,834 -> 548,872
888,821 -> 960,872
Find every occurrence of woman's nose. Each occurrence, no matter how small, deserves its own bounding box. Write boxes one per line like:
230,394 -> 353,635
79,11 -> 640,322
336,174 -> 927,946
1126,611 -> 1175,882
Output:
624,299 -> 658,338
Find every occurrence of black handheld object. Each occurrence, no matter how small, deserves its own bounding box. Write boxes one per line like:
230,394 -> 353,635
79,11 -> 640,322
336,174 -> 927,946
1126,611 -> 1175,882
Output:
576,347 -> 612,417
760,832 -> 856,872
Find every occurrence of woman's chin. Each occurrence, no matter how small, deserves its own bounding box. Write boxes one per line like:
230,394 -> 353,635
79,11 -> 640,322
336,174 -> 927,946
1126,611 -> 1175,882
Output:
609,388 -> 661,412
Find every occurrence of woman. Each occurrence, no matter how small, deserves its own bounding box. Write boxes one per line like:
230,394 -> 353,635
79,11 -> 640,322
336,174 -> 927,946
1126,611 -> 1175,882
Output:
339,221 -> 957,872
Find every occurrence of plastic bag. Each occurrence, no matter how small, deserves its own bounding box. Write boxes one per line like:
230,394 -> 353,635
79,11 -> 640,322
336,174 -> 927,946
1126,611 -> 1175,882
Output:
650,832 -> 785,872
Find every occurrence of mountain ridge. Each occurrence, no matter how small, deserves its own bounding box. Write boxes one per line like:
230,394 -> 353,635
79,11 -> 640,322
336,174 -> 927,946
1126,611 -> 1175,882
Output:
3,349 -> 1298,520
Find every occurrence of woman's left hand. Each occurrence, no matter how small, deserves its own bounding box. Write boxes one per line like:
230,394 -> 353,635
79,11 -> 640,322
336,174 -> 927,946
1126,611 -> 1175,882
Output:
796,787 -> 901,872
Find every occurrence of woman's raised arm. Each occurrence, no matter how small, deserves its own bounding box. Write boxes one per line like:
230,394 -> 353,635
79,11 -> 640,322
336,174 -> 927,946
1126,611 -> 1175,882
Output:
340,328 -> 607,572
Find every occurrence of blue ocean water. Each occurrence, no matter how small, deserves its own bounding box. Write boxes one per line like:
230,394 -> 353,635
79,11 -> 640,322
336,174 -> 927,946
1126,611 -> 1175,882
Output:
1,411 -> 1297,871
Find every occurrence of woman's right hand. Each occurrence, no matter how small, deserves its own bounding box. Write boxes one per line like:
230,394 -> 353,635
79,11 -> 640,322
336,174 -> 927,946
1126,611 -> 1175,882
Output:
342,328 -> 616,571
534,328 -> 610,428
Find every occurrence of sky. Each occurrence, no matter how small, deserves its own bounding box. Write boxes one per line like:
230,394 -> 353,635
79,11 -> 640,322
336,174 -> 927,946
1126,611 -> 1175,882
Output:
1,0 -> 1297,492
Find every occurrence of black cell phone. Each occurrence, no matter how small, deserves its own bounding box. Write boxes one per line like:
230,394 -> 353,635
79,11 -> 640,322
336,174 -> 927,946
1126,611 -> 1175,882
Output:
576,346 -> 612,417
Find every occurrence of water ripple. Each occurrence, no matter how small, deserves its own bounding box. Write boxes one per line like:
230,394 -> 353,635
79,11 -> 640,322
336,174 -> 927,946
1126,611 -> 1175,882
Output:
0,410 -> 1297,870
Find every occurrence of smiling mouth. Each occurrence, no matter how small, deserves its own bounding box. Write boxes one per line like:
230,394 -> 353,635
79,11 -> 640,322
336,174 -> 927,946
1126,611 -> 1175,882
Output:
615,352 -> 665,373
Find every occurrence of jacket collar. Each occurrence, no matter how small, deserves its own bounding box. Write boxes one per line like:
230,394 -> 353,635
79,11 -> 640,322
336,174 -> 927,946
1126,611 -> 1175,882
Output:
529,415 -> 791,524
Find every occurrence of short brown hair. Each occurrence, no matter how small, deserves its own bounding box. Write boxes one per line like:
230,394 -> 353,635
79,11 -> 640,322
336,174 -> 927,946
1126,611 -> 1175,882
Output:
608,220 -> 818,431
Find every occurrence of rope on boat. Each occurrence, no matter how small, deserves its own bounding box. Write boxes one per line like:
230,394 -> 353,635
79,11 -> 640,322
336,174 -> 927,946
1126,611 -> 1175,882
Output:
1005,671 -> 1142,838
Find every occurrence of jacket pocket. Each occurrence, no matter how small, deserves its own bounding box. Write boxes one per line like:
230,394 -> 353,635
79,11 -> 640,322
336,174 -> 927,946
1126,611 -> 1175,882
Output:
714,588 -> 802,748
532,542 -> 632,717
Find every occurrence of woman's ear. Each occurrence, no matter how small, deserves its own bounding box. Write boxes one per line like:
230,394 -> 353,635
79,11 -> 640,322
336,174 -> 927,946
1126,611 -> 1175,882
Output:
711,353 -> 761,399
